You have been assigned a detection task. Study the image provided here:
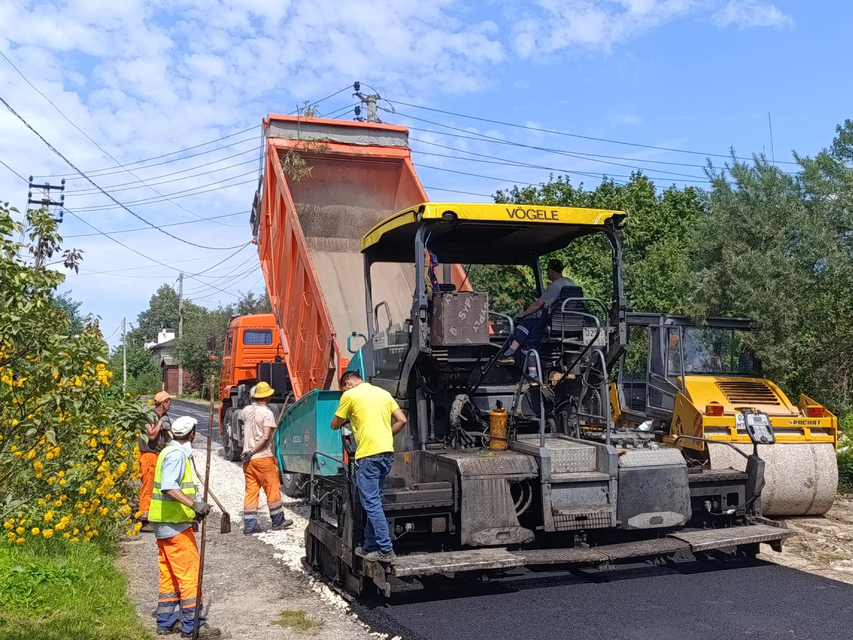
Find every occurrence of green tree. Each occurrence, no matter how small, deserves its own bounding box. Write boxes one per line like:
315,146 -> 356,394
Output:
51,291 -> 85,335
0,201 -> 148,542
694,123 -> 853,412
490,173 -> 703,314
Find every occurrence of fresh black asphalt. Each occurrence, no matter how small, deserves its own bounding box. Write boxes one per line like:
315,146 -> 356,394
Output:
354,558 -> 853,640
171,401 -> 853,640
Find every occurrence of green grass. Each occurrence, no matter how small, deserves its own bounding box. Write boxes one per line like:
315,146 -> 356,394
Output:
0,539 -> 151,640
273,609 -> 324,633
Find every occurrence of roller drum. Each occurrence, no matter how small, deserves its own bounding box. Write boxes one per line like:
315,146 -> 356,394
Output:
708,443 -> 837,516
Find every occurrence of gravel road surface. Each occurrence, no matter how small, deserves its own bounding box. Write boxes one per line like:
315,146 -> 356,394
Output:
119,400 -> 375,640
120,400 -> 853,640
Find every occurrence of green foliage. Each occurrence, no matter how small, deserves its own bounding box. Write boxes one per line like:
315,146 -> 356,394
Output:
51,292 -> 84,336
0,201 -> 148,545
838,450 -> 853,494
692,122 -> 853,412
492,173 -> 702,314
0,539 -> 152,640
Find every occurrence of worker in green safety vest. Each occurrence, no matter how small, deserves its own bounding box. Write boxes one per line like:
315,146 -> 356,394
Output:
149,415 -> 221,639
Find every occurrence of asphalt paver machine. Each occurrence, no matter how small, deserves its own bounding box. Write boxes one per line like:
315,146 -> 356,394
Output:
292,202 -> 789,596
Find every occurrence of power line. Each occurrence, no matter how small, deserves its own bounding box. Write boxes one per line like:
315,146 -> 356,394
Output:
414,163 -> 542,189
412,147 -> 707,185
410,136 -> 709,183
422,185 -> 494,198
0,94 -> 248,250
0,158 -> 27,182
64,148 -> 260,194
58,135 -> 260,182
0,51 -> 247,229
69,175 -> 256,212
319,103 -> 359,119
64,210 -> 248,237
397,112 -> 712,182
34,84 -> 352,181
387,99 -> 800,166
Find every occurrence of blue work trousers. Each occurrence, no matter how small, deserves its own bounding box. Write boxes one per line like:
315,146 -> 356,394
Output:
354,452 -> 394,553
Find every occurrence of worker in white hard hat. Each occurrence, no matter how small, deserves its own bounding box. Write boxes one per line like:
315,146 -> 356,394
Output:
148,415 -> 221,639
240,382 -> 293,534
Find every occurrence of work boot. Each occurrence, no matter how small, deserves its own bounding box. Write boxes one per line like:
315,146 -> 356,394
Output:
139,520 -> 154,533
181,626 -> 223,639
156,622 -> 180,635
271,518 -> 294,531
364,549 -> 396,563
243,524 -> 262,535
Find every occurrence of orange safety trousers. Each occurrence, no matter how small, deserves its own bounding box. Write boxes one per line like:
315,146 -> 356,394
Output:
138,451 -> 158,521
156,527 -> 206,634
243,456 -> 286,531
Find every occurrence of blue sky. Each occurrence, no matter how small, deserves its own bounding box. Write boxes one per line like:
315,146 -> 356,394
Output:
0,0 -> 848,350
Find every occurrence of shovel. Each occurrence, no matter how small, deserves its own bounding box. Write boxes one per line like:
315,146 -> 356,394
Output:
192,458 -> 232,534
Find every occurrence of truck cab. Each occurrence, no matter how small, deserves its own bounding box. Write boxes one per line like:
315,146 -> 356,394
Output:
217,313 -> 291,461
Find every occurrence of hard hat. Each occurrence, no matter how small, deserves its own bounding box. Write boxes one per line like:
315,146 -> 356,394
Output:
253,381 -> 275,399
154,391 -> 173,405
171,416 -> 197,437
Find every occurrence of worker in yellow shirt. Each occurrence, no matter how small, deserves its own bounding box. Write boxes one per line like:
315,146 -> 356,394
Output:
331,371 -> 407,562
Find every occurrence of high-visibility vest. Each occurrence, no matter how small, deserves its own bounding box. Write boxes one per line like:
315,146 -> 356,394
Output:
149,443 -> 197,523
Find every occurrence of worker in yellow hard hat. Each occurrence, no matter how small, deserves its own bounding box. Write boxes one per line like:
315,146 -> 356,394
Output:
240,382 -> 293,534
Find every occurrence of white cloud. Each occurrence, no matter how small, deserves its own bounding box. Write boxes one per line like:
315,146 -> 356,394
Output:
512,0 -> 700,58
711,1 -> 794,30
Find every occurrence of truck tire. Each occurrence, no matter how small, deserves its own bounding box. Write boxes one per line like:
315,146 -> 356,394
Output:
222,407 -> 241,462
281,472 -> 307,499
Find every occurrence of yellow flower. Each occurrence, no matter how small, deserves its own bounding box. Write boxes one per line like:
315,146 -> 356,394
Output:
78,487 -> 87,495
15,527 -> 24,535
31,527 -> 40,535
42,529 -> 54,539
59,479 -> 66,486
3,522 -> 12,531
44,510 -> 54,522
15,538 -> 25,545
63,532 -> 70,539
6,532 -> 15,541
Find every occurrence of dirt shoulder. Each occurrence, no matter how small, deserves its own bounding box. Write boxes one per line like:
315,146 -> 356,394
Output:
117,400 -> 373,640
760,496 -> 853,585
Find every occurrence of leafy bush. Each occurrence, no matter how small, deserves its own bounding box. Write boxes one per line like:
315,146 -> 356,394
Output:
0,203 -> 149,546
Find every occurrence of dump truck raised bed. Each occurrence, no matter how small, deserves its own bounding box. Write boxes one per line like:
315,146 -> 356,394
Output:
251,120 -> 790,597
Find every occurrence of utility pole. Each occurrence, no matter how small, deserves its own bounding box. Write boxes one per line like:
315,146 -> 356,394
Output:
122,317 -> 127,394
27,177 -> 66,268
767,111 -> 776,164
178,273 -> 184,396
353,81 -> 382,123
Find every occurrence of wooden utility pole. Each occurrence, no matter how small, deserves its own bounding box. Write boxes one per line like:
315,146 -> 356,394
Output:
178,272 -> 184,395
122,317 -> 127,393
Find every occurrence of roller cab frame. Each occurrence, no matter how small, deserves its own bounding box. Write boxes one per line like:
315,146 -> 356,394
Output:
303,203 -> 790,598
613,313 -> 837,454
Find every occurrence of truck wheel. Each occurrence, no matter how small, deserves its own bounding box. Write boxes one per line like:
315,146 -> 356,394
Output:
222,408 -> 241,462
281,472 -> 307,498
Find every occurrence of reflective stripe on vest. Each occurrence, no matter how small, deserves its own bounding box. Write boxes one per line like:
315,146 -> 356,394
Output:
148,443 -> 196,523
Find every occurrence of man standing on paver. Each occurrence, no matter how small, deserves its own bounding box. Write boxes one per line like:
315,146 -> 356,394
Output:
240,382 -> 294,534
139,391 -> 173,530
330,371 -> 408,563
148,415 -> 220,638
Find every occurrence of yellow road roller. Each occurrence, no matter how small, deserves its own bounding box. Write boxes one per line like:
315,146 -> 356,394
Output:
611,313 -> 838,516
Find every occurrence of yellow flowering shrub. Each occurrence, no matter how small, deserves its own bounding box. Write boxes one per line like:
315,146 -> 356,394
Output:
0,203 -> 149,545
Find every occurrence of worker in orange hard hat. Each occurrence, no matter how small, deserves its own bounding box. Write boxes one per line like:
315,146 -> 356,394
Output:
240,382 -> 293,534
138,391 -> 173,531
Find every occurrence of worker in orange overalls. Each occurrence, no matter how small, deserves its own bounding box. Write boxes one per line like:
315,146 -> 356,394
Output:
138,391 -> 173,529
149,415 -> 220,638
240,382 -> 293,534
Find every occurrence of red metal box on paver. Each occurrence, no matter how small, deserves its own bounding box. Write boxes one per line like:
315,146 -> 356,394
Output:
430,292 -> 490,346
